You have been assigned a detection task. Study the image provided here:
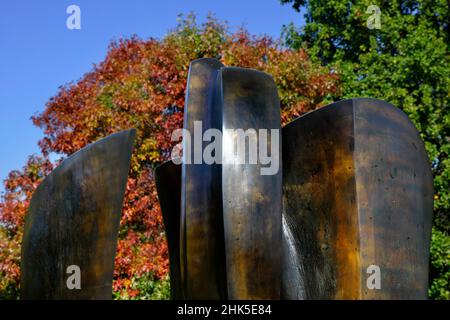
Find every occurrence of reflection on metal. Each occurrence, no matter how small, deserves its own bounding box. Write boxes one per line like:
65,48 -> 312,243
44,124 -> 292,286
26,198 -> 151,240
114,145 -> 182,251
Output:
155,60 -> 433,301
21,129 -> 136,300
155,160 -> 182,300
220,67 -> 282,300
282,99 -> 433,299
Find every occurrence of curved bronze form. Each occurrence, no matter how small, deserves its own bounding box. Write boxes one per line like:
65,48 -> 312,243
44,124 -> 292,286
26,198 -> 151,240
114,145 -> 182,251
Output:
181,58 -> 226,299
220,67 -> 282,300
282,98 -> 433,299
166,59 -> 283,300
155,160 -> 182,299
21,129 -> 136,300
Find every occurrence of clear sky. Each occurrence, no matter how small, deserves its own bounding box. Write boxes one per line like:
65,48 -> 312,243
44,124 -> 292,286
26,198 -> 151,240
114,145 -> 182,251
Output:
0,0 -> 303,190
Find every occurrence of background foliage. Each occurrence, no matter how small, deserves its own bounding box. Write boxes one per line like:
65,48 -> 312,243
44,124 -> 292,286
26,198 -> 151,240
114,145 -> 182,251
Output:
281,0 -> 450,299
0,14 -> 340,299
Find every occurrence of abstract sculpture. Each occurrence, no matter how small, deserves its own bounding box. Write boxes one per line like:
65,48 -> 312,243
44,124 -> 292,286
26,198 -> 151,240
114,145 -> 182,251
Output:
21,129 -> 136,300
156,58 -> 434,300
20,57 -> 433,300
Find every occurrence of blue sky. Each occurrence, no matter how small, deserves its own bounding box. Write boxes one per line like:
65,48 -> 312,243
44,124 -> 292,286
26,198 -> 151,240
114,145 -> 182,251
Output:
0,0 -> 303,190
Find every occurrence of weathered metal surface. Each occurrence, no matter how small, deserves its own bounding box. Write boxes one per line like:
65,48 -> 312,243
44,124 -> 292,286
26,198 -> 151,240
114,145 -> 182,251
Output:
181,58 -> 227,299
21,129 -> 136,300
220,67 -> 282,300
281,98 -> 433,299
155,160 -> 182,300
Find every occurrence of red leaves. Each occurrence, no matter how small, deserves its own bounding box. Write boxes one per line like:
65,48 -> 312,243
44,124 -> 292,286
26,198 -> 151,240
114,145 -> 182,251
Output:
0,228 -> 21,290
0,156 -> 53,230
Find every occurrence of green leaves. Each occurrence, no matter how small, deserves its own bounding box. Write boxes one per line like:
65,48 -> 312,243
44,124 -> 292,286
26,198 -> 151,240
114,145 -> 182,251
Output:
113,274 -> 171,300
429,228 -> 450,299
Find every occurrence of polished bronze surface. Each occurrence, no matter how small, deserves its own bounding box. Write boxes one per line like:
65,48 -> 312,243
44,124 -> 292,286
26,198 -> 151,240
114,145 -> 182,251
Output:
220,67 -> 282,300
181,58 -> 227,299
21,129 -> 136,300
155,160 -> 182,299
282,98 -> 433,299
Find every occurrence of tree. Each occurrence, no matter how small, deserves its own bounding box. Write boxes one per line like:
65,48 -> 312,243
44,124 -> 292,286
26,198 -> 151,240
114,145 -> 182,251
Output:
0,14 -> 340,299
281,0 -> 450,299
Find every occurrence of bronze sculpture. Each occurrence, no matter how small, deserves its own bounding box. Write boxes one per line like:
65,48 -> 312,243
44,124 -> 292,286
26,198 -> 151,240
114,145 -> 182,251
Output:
282,99 -> 433,299
21,129 -> 136,300
155,59 -> 433,300
176,59 -> 282,299
20,57 -> 433,300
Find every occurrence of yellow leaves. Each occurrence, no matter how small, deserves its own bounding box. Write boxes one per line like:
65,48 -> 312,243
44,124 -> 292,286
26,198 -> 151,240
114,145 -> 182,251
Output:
132,137 -> 161,171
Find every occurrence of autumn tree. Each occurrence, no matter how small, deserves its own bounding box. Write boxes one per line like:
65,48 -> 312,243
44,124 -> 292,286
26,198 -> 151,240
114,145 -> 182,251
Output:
0,14 -> 340,299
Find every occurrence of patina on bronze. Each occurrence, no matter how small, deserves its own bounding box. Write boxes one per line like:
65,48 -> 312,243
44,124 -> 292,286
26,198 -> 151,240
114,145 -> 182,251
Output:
220,67 -> 282,300
282,98 -> 433,299
21,129 -> 136,300
155,160 -> 182,299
